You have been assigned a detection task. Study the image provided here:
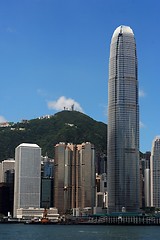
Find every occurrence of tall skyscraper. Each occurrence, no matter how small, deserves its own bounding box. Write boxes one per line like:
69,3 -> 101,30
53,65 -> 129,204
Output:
54,142 -> 95,215
150,137 -> 160,208
107,26 -> 139,212
77,142 -> 95,210
13,143 -> 41,217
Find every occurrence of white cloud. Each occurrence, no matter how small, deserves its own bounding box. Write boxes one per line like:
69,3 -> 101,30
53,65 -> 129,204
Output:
48,96 -> 84,112
0,116 -> 7,123
140,121 -> 145,128
139,89 -> 146,97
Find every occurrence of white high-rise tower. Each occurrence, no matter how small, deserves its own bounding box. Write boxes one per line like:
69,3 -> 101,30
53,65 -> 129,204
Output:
107,26 -> 139,212
13,143 -> 41,217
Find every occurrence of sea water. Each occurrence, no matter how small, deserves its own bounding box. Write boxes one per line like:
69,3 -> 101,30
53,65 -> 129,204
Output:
0,224 -> 160,240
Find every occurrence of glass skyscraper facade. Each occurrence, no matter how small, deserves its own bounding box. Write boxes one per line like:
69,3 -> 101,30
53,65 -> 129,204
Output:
107,26 -> 139,212
14,143 -> 41,217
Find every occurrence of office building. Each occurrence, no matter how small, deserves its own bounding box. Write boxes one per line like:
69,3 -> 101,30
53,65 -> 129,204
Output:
107,26 -> 139,212
54,142 -> 95,215
54,142 -> 69,214
150,137 -> 160,208
41,156 -> 54,178
41,156 -> 54,208
144,168 -> 150,207
0,159 -> 15,215
13,143 -> 41,217
0,159 -> 15,183
95,173 -> 108,214
0,183 -> 10,216
144,152 -> 151,207
96,154 -> 107,175
41,178 -> 53,208
77,142 -> 95,210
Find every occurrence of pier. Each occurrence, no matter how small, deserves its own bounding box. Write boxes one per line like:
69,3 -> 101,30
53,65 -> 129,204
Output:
74,213 -> 160,225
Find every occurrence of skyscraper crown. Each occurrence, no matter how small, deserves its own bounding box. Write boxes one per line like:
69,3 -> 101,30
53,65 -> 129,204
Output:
112,25 -> 134,39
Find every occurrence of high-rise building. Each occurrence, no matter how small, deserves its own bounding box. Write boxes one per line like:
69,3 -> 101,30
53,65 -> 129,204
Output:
54,142 -> 69,214
0,183 -> 10,216
41,178 -> 53,208
41,156 -> 54,208
13,143 -> 41,217
42,156 -> 54,178
95,173 -> 108,210
0,159 -> 15,183
150,137 -> 160,208
107,25 -> 139,212
144,168 -> 150,207
54,142 -> 95,215
140,152 -> 151,208
0,159 -> 15,215
77,142 -> 95,210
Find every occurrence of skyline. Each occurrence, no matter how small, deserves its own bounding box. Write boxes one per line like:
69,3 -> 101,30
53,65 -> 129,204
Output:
0,0 -> 160,153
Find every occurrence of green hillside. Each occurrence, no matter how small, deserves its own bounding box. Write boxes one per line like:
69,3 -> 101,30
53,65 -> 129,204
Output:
0,110 -> 107,161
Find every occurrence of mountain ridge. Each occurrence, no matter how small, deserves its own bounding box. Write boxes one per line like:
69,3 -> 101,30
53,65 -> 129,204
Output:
0,110 -> 107,161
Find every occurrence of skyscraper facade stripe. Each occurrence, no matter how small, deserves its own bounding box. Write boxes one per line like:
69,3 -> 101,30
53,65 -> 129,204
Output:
107,26 -> 140,213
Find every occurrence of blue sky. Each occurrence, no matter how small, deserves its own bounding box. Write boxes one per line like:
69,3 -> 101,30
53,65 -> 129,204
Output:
0,0 -> 160,153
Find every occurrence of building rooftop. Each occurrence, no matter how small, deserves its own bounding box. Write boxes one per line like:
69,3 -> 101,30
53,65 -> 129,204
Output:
18,143 -> 40,148
112,25 -> 133,39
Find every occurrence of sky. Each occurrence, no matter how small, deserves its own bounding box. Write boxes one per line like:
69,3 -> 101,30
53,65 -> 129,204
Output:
0,0 -> 160,153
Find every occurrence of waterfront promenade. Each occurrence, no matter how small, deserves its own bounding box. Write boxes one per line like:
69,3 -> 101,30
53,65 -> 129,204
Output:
84,215 -> 160,225
1,212 -> 160,226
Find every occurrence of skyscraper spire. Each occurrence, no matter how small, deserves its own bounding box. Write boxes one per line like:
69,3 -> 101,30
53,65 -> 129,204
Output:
107,26 -> 140,213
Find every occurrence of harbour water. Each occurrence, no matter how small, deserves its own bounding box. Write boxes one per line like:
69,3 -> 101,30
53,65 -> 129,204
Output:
0,224 -> 160,240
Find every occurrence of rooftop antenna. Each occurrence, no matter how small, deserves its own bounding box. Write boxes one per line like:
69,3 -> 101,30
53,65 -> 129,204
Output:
71,104 -> 74,111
